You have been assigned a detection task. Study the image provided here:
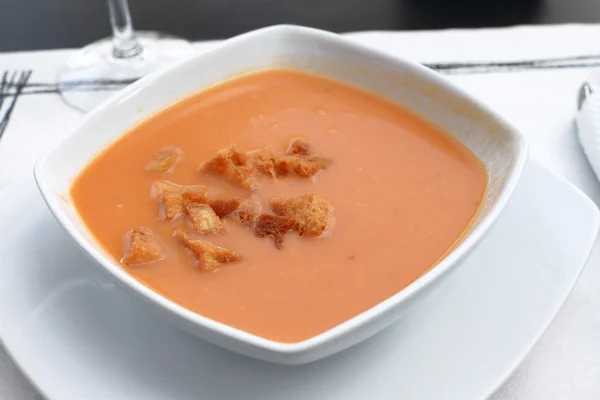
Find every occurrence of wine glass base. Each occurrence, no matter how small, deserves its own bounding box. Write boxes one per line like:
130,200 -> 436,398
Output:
59,32 -> 194,112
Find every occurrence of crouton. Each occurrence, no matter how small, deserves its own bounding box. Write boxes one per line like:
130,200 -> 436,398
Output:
174,229 -> 241,270
146,146 -> 182,174
250,149 -> 279,178
232,196 -> 262,227
200,141 -> 330,188
153,182 -> 207,222
181,185 -> 208,204
209,198 -> 243,218
274,155 -> 329,178
270,193 -> 333,237
199,145 -> 260,190
282,138 -> 330,177
286,138 -> 310,156
184,202 -> 224,234
151,180 -> 179,199
251,142 -> 329,179
121,227 -> 166,265
234,209 -> 257,228
232,208 -> 295,249
253,213 -> 296,249
159,191 -> 185,221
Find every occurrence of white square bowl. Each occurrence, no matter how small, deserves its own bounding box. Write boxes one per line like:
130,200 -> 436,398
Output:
35,25 -> 527,365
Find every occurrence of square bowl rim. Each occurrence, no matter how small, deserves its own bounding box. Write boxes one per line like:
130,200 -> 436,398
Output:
34,24 -> 529,355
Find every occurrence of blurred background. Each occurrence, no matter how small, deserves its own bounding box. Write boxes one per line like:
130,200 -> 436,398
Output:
2,0 -> 600,51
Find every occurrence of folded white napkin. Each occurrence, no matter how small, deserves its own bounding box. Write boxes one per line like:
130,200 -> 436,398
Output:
577,73 -> 600,183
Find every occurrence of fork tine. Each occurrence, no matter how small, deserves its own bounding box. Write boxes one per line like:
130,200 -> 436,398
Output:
0,70 -> 26,127
0,71 -> 17,106
6,71 -> 17,93
0,71 -> 10,111
0,70 -> 32,139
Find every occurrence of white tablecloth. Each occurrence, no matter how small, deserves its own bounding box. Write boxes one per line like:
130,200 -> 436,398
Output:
1,24 -> 600,399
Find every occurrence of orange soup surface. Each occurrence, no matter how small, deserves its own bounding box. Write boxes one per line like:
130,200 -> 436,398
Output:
71,70 -> 487,343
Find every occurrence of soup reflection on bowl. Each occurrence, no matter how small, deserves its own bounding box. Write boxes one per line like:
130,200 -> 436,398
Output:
35,25 -> 526,364
70,70 -> 487,343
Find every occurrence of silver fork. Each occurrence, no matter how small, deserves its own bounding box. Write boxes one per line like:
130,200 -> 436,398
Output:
0,70 -> 33,139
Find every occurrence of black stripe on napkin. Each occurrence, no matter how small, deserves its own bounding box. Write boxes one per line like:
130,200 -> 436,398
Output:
4,54 -> 600,97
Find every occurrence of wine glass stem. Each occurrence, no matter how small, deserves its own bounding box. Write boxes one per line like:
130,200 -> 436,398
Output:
108,0 -> 142,59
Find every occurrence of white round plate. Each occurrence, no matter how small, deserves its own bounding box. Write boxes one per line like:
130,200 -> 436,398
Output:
0,160 -> 597,400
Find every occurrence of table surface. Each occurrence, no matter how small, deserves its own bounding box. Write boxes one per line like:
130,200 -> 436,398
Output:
1,22 -> 600,400
2,0 -> 600,52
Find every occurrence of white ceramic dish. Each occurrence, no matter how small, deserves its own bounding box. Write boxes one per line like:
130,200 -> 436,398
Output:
34,25 -> 527,364
4,161 -> 598,399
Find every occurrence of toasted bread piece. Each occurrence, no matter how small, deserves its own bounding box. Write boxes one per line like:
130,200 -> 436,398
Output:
270,193 -> 333,237
184,202 -> 224,234
159,191 -> 185,221
174,229 -> 241,270
251,141 -> 329,179
253,213 -> 296,249
154,183 -> 207,222
200,141 -> 329,188
274,155 -> 329,178
250,148 -> 279,178
234,209 -> 257,228
151,180 -> 179,198
232,196 -> 262,227
146,146 -> 182,174
181,185 -> 208,204
285,138 -> 310,156
209,198 -> 243,218
121,227 -> 166,265
199,145 -> 260,190
282,138 -> 329,177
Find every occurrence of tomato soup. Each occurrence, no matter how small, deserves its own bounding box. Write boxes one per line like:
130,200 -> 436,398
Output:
71,70 -> 487,343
